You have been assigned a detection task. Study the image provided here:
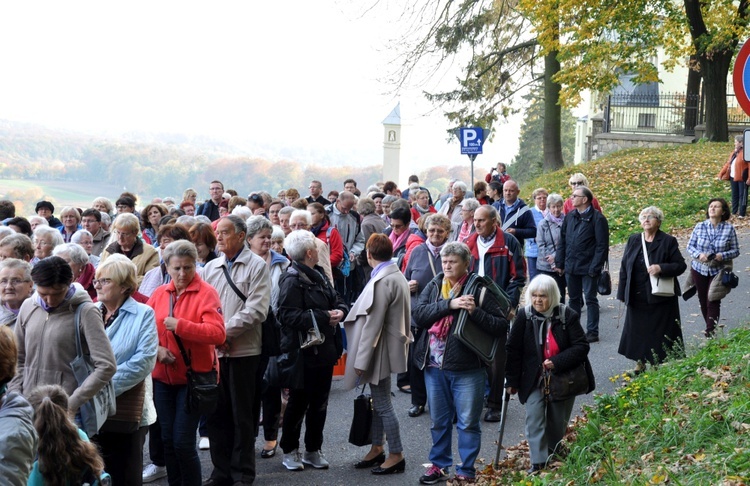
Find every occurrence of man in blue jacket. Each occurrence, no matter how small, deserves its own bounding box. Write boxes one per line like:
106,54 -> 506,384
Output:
492,180 -> 536,249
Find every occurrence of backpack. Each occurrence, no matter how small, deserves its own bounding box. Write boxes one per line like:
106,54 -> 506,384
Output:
326,226 -> 350,276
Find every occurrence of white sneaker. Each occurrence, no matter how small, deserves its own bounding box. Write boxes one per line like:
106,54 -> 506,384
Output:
282,449 -> 305,471
142,463 -> 167,483
199,437 -> 210,450
302,450 -> 330,469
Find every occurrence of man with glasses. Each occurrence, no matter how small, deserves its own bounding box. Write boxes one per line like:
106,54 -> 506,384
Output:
306,180 -> 329,205
555,186 -> 609,343
81,209 -> 110,257
197,180 -> 224,221
563,173 -> 602,214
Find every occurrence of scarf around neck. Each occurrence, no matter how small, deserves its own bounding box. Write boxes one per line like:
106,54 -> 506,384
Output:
428,273 -> 469,340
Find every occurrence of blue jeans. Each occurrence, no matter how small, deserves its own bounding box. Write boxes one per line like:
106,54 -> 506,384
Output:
153,381 -> 202,486
527,257 -> 538,281
566,273 -> 599,336
424,367 -> 484,478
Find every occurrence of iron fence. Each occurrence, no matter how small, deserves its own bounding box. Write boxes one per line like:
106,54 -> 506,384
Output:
604,92 -> 700,136
604,92 -> 750,137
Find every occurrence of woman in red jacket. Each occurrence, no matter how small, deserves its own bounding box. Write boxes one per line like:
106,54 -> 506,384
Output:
147,240 -> 226,486
308,203 -> 344,269
718,135 -> 750,217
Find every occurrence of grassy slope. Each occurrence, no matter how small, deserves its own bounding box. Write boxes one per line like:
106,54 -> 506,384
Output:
479,326 -> 750,485
518,141 -> 733,244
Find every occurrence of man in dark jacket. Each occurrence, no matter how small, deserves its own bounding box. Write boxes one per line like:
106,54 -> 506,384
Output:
555,186 -> 609,343
197,180 -> 224,221
465,205 -> 526,422
492,180 -> 536,248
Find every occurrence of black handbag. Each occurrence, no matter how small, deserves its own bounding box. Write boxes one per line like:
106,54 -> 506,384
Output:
453,274 -> 511,364
544,362 -> 590,402
170,294 -> 219,415
276,348 -> 305,389
597,260 -> 612,295
721,268 -> 739,289
348,385 -> 373,446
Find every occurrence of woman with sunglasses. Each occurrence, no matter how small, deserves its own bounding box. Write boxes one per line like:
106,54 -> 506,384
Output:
562,173 -> 603,215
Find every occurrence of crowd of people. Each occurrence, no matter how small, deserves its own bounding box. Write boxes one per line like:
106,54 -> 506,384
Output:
0,165 -> 740,485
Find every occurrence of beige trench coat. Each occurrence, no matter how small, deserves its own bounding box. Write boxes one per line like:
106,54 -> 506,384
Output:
343,263 -> 413,390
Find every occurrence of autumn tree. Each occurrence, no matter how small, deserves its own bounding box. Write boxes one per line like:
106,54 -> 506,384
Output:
390,0 -> 567,171
527,0 -> 750,141
511,87 -> 577,185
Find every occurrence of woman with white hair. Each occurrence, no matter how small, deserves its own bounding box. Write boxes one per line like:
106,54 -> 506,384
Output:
31,226 -> 64,265
276,230 -> 347,471
618,206 -> 686,373
452,198 -> 479,243
505,274 -> 593,475
0,258 -> 34,329
53,243 -> 96,300
27,216 -> 48,232
439,181 -> 468,225
71,229 -> 100,268
536,193 -> 566,301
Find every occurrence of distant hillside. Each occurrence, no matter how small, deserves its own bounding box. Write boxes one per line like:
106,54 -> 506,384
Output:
0,120 -> 481,211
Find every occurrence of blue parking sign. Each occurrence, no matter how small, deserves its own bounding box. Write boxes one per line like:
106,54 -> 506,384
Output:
459,127 -> 484,155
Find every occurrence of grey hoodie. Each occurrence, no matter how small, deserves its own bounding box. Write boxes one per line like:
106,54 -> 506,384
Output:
0,391 -> 38,486
9,288 -> 117,413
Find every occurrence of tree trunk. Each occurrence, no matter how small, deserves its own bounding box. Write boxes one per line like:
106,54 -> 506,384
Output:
684,55 -> 701,136
700,51 -> 732,141
543,50 -> 564,171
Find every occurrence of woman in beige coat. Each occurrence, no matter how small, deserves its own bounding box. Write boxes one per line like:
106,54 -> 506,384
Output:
344,234 -> 412,475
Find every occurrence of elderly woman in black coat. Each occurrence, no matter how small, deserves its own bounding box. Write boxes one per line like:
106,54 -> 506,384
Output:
505,274 -> 592,475
276,230 -> 348,472
617,206 -> 686,373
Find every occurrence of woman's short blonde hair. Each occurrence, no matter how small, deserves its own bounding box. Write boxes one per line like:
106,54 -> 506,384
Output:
59,206 -> 81,223
96,253 -> 138,296
113,213 -> 141,235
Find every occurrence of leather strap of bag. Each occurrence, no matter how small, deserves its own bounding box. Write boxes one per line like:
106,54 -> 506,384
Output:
427,249 -> 437,278
641,233 -> 652,269
222,265 -> 247,303
73,303 -> 85,359
502,206 -> 530,231
169,293 -> 194,371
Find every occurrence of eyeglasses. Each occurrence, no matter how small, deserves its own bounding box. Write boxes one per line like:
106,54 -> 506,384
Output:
639,215 -> 658,222
571,194 -> 585,199
116,205 -> 131,210
117,231 -> 137,238
570,181 -> 584,186
0,278 -> 30,287
290,223 -> 309,229
92,278 -> 113,287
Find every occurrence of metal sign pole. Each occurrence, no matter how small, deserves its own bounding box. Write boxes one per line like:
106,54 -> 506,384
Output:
468,154 -> 477,193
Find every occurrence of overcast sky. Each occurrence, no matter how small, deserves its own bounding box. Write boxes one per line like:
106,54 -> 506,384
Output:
0,1 -> 522,178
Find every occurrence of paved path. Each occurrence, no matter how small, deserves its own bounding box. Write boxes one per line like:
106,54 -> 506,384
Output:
145,224 -> 750,485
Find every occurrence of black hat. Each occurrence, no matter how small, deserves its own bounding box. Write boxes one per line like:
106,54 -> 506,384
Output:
36,200 -> 55,213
